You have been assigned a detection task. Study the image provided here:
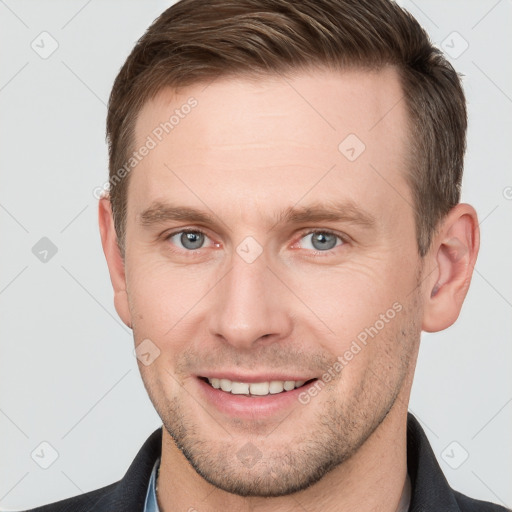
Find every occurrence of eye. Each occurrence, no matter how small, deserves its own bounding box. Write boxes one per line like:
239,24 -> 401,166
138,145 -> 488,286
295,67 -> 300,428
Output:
298,230 -> 344,251
167,230 -> 210,250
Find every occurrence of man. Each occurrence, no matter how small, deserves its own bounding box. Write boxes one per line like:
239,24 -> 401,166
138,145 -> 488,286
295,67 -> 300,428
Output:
21,0 -> 509,511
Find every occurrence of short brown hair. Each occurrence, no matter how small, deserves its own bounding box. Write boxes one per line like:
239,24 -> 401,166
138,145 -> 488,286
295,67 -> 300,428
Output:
106,0 -> 467,258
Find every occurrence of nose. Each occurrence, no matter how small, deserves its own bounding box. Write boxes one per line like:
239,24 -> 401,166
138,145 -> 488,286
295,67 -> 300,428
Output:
208,251 -> 293,350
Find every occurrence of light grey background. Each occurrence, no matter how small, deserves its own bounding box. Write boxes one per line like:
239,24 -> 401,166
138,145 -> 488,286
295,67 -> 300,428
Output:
0,0 -> 511,510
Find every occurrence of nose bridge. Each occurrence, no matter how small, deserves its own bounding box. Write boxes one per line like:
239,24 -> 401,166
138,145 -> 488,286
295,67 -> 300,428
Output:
208,251 -> 292,348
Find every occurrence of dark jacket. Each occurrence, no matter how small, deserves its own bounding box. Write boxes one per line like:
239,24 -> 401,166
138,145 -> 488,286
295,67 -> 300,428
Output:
20,413 -> 509,511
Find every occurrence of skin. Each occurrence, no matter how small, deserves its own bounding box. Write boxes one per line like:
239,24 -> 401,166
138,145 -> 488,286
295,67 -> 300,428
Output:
99,67 -> 479,512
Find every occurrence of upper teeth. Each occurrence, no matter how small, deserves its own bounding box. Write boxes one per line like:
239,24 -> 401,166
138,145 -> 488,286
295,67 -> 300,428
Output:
207,378 -> 306,396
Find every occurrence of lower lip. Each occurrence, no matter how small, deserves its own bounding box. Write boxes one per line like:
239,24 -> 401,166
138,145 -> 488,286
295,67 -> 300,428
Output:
196,378 -> 314,419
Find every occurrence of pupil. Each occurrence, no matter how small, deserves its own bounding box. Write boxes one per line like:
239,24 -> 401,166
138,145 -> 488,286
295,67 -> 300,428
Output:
312,232 -> 336,250
181,232 -> 204,250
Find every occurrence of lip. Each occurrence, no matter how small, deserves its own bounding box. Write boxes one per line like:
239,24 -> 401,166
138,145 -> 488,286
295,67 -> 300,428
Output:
196,376 -> 317,420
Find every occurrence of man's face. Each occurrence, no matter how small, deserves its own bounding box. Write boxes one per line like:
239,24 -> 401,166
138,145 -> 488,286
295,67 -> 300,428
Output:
123,67 -> 424,496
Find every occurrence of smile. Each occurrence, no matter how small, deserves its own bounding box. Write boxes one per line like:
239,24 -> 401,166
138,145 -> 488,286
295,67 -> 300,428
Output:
196,374 -> 318,418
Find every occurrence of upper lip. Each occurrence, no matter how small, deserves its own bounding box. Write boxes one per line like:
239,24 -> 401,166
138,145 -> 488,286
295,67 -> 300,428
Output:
197,372 -> 317,383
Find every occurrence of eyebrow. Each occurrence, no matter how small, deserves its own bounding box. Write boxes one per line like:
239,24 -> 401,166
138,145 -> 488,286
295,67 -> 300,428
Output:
137,200 -> 377,231
138,202 -> 216,227
276,201 -> 376,229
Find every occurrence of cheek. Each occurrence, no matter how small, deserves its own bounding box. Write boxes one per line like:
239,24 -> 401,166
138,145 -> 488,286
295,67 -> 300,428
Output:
127,258 -> 213,335
287,259 -> 405,339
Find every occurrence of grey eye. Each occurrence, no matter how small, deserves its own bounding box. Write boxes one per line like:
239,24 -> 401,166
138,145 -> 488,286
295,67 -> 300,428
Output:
301,232 -> 341,251
170,231 -> 206,250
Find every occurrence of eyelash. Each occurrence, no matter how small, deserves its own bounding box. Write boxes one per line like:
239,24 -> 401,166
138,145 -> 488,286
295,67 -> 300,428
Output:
163,228 -> 347,256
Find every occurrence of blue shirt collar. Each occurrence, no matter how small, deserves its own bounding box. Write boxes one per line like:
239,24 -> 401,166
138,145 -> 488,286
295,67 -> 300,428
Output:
143,456 -> 161,512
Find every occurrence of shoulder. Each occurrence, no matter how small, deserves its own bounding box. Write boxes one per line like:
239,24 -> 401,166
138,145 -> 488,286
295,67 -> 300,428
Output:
454,490 -> 511,512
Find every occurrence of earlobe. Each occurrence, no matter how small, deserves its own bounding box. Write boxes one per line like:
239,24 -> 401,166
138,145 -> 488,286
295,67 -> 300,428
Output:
98,197 -> 132,329
422,204 -> 479,332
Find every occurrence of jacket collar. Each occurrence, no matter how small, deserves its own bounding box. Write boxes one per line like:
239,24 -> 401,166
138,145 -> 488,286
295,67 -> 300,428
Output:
92,428 -> 162,511
406,412 -> 461,511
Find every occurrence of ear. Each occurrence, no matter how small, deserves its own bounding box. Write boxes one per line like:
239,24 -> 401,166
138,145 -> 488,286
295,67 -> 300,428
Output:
421,203 -> 480,332
98,197 -> 132,329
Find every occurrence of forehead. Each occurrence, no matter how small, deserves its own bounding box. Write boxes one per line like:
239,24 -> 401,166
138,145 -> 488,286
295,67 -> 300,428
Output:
128,67 -> 411,227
